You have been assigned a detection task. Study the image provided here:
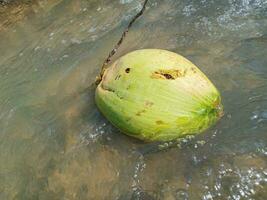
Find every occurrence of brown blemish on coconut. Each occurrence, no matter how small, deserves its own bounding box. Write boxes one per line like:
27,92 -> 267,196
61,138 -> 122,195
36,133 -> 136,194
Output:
151,69 -> 185,80
135,102 -> 153,116
191,67 -> 197,74
156,120 -> 165,125
100,84 -> 124,100
115,74 -> 121,80
126,117 -> 132,122
136,109 -> 146,116
144,101 -> 154,107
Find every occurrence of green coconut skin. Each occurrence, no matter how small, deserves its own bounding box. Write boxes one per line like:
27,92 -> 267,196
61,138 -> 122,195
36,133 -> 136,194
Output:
95,49 -> 223,141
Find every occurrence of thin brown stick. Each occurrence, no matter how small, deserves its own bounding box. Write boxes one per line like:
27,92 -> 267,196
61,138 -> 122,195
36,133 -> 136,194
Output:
95,0 -> 149,85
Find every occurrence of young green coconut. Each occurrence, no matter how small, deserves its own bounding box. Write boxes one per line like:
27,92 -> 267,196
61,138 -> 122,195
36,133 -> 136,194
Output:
95,49 -> 223,141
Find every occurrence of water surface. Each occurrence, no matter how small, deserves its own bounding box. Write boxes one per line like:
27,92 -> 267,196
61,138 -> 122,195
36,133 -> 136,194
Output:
0,0 -> 267,199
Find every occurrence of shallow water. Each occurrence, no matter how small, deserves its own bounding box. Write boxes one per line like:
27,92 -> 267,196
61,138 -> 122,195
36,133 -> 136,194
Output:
0,0 -> 267,199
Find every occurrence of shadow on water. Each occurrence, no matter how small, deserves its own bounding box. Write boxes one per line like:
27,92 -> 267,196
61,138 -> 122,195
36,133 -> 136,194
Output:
0,0 -> 267,199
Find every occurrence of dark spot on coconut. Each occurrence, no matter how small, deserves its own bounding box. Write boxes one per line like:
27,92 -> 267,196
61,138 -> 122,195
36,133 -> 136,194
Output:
156,120 -> 165,125
145,101 -> 154,107
100,84 -> 124,99
136,109 -> 146,116
151,69 -> 185,80
191,67 -> 197,74
125,68 -> 131,73
115,74 -> 121,80
163,73 -> 174,79
126,117 -> 132,122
